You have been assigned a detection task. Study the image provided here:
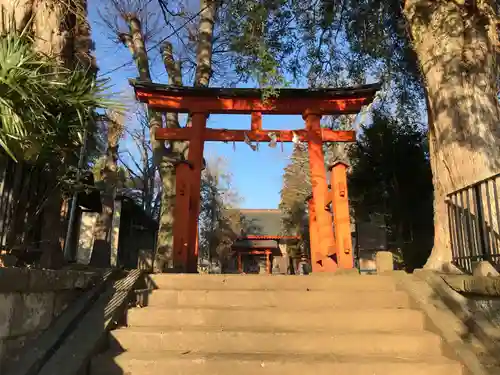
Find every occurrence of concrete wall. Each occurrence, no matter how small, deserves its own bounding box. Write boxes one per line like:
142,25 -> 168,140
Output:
0,268 -> 98,370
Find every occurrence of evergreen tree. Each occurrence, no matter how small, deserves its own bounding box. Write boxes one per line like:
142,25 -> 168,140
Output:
349,110 -> 433,270
223,0 -> 500,269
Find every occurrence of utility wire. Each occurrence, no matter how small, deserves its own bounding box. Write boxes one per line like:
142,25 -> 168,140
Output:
100,4 -> 209,77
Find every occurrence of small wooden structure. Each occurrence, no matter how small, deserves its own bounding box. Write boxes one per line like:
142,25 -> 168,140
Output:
132,80 -> 379,273
229,209 -> 299,274
75,189 -> 157,269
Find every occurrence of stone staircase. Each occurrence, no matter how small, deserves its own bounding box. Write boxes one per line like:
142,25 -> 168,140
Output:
91,274 -> 464,375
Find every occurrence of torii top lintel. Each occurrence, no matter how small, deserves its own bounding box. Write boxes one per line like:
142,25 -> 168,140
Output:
131,79 -> 381,115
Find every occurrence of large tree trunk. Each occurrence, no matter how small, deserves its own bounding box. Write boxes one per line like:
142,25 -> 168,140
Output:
1,0 -> 91,69
33,0 -> 77,68
155,0 -> 217,271
0,0 -> 33,32
73,0 -> 95,71
35,0 -> 94,266
404,0 -> 500,270
122,16 -> 179,271
194,0 -> 216,88
116,0 -> 217,272
157,41 -> 184,271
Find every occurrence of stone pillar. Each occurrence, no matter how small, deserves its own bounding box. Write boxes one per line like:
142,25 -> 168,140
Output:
75,211 -> 98,265
376,251 -> 394,273
109,199 -> 122,268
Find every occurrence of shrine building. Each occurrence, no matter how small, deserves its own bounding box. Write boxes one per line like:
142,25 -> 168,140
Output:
228,209 -> 301,274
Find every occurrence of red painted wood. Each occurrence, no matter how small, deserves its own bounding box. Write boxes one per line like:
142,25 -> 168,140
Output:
251,112 -> 262,130
136,91 -> 370,115
330,162 -> 354,269
304,111 -> 337,272
186,113 -> 207,272
173,163 -> 190,271
308,198 -> 321,273
155,128 -> 356,142
135,82 -> 372,274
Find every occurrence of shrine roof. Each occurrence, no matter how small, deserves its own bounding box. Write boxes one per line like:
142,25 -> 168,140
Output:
232,239 -> 280,250
228,209 -> 284,237
130,80 -> 381,101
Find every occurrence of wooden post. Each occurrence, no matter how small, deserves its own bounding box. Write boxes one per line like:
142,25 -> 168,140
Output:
376,251 -> 394,273
194,230 -> 199,271
266,250 -> 271,274
307,197 -> 322,273
173,163 -> 190,271
330,162 -> 354,269
251,112 -> 262,131
303,110 -> 337,272
186,112 -> 207,272
237,252 -> 242,273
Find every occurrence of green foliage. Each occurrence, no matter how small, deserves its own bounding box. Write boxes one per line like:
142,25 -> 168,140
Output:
279,144 -> 311,255
222,0 -> 437,268
0,30 -> 118,163
199,157 -> 241,265
220,0 -> 296,86
220,0 -> 424,118
349,110 -> 433,270
278,109 -> 433,270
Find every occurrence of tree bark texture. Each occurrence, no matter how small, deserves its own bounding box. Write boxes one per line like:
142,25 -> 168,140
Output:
404,0 -> 500,269
194,0 -> 216,87
123,15 -> 186,271
0,0 -> 94,69
158,41 -> 184,271
0,0 -> 33,32
121,0 -> 217,272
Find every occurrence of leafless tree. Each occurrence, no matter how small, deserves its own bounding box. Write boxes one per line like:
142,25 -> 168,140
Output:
99,0 -> 218,271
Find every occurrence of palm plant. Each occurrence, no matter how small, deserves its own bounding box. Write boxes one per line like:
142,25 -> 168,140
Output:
0,29 -> 119,163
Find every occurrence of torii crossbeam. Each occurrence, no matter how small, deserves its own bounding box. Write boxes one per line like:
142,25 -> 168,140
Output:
131,80 -> 380,273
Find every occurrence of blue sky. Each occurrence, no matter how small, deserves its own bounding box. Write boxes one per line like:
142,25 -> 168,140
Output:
88,6 -> 304,209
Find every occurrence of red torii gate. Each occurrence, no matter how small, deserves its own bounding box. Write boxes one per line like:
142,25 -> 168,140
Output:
131,80 -> 380,273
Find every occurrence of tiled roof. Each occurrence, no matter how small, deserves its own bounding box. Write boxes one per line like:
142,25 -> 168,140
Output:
232,239 -> 279,249
228,209 -> 283,237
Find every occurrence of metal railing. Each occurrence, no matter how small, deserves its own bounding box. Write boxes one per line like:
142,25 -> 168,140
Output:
447,173 -> 500,273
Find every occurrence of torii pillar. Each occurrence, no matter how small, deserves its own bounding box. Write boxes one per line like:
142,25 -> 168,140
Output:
329,161 -> 354,269
307,196 -> 321,272
304,110 -> 337,272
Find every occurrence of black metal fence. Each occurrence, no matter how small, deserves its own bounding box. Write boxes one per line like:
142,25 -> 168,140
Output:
447,173 -> 500,273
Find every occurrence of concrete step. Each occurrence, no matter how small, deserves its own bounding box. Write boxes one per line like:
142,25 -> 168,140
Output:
140,289 -> 412,309
125,307 -> 427,332
91,351 -> 463,375
148,274 -> 398,291
110,327 -> 443,358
